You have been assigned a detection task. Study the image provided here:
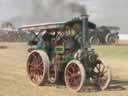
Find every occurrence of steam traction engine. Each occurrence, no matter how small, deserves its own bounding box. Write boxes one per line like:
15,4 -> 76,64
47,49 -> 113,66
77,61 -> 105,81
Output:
96,26 -> 119,44
19,14 -> 112,92
87,26 -> 120,45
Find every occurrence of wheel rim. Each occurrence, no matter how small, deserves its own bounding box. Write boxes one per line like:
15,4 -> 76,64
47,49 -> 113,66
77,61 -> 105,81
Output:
27,52 -> 44,85
48,64 -> 57,83
65,61 -> 85,92
89,36 -> 100,45
108,36 -> 115,44
92,38 -> 100,45
93,60 -> 111,90
109,35 -> 119,44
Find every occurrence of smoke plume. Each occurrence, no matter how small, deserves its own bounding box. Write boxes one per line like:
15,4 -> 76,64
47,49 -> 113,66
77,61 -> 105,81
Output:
8,0 -> 87,26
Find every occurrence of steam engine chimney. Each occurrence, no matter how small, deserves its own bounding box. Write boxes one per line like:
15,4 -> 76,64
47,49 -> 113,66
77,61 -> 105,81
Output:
80,14 -> 89,65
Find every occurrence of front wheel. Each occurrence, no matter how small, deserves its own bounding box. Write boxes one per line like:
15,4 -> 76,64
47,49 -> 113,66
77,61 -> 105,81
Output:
64,60 -> 85,92
92,59 -> 112,90
89,36 -> 100,45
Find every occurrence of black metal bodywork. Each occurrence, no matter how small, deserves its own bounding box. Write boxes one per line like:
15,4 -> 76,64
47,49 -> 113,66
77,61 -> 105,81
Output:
96,26 -> 119,44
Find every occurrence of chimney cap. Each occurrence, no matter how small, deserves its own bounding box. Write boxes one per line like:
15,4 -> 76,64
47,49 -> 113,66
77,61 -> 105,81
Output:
80,14 -> 88,19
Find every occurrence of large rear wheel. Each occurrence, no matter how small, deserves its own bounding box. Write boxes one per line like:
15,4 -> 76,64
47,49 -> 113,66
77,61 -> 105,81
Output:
27,50 -> 49,85
64,60 -> 85,92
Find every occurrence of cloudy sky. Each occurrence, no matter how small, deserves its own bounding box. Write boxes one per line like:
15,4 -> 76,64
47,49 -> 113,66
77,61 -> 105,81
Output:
0,0 -> 127,34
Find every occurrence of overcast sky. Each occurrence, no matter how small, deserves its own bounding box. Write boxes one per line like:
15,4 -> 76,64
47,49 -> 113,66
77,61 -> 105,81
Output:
0,0 -> 127,34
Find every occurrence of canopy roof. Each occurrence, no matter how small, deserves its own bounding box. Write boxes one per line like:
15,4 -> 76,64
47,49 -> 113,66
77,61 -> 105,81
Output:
19,21 -> 65,32
18,19 -> 96,32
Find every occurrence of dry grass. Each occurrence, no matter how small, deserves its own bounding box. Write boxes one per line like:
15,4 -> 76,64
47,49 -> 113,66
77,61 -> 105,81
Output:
0,42 -> 128,96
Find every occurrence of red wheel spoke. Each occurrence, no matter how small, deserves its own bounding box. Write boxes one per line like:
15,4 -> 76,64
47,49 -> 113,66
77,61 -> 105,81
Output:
29,64 -> 35,70
70,65 -> 75,73
36,56 -> 42,64
73,74 -> 81,87
73,79 -> 79,87
32,54 -> 38,61
31,53 -> 36,58
71,71 -> 81,78
32,73 -> 37,82
67,74 -> 73,80
31,58 -> 38,65
67,69 -> 72,75
30,71 -> 34,78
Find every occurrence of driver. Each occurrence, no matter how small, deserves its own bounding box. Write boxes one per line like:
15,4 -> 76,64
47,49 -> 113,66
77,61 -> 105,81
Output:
42,29 -> 57,61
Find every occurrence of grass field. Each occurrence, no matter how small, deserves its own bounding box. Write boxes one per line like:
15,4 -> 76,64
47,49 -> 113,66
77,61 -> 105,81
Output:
0,42 -> 128,96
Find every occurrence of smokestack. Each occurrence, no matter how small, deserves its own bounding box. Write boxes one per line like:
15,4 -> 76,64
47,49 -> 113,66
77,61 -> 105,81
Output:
81,14 -> 89,48
81,13 -> 89,65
